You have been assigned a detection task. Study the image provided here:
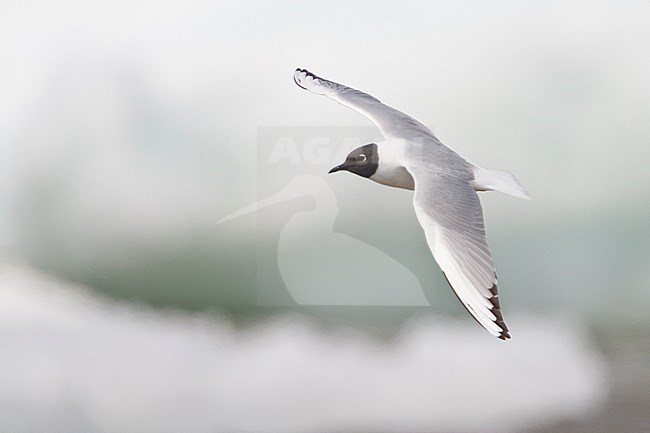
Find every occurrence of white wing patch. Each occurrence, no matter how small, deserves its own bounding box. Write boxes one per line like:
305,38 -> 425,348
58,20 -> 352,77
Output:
410,170 -> 511,340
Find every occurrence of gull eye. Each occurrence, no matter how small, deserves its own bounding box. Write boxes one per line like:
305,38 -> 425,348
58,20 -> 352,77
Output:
356,154 -> 367,162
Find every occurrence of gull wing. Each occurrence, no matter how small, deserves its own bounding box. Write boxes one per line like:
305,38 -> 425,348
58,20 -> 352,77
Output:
294,68 -> 433,139
407,167 -> 511,339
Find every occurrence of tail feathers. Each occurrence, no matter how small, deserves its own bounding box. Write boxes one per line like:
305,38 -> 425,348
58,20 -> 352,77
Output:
471,165 -> 531,200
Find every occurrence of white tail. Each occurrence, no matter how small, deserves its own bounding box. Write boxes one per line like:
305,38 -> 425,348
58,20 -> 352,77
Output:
471,165 -> 531,200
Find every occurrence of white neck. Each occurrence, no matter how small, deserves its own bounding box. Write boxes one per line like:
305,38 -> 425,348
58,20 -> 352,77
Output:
369,140 -> 415,190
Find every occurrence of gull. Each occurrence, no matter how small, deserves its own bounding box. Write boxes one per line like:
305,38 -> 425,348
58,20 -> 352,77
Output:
294,68 -> 531,339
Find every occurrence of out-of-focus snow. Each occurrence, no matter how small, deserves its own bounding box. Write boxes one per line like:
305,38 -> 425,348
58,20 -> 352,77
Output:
0,262 -> 606,433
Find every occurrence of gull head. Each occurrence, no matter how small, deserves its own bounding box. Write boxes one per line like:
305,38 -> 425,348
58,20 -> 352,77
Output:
328,143 -> 379,179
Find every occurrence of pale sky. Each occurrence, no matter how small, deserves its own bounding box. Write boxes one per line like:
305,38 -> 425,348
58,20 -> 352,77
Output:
1,0 -> 648,312
0,3 -> 647,429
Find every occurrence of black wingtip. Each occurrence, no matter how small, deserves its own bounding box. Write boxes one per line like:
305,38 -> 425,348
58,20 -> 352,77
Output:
295,67 -> 314,76
442,273 -> 511,340
293,68 -> 308,90
293,77 -> 306,90
489,283 -> 511,340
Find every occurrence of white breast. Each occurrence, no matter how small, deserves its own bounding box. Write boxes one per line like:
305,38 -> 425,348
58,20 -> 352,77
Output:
369,140 -> 415,190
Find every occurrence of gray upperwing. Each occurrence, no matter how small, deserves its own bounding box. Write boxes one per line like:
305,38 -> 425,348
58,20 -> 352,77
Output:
294,68 -> 433,139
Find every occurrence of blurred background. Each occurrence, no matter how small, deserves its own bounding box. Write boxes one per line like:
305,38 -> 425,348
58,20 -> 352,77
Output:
1,1 -> 649,432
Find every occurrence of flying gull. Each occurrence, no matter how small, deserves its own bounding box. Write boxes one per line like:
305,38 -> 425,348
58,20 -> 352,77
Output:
294,68 -> 531,339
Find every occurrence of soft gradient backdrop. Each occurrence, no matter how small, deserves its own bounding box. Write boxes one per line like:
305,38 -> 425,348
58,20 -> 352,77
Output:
1,1 -> 648,432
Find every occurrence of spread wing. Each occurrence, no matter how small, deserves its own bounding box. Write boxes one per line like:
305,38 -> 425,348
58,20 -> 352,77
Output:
294,68 -> 433,139
407,167 -> 511,339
